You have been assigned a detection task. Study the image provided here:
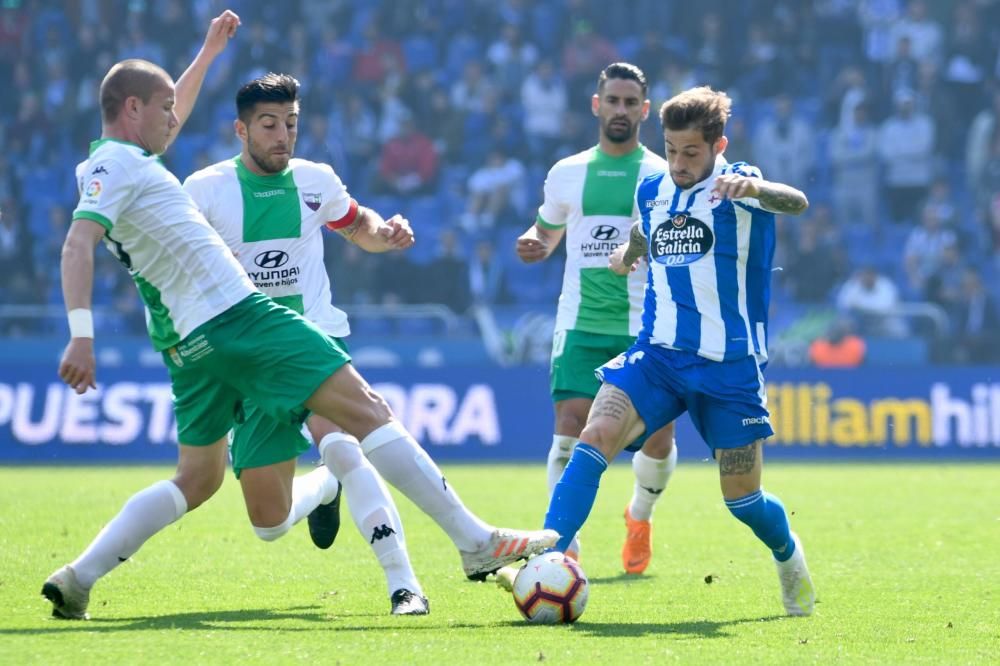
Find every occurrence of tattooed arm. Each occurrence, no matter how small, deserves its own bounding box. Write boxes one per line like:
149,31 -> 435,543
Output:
609,221 -> 648,276
712,174 -> 809,216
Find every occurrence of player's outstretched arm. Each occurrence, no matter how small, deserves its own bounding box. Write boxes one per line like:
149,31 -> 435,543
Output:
712,174 -> 809,216
515,223 -> 564,264
329,205 -> 415,253
170,10 -> 241,145
58,219 -> 107,395
609,221 -> 646,275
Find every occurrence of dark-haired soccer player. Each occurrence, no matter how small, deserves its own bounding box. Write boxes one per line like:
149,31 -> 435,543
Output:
543,86 -> 816,616
513,63 -> 678,574
184,72 -> 429,615
42,14 -> 556,620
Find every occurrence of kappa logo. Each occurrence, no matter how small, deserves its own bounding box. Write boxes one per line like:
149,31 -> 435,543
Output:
254,250 -> 289,269
91,165 -> 109,176
590,225 -> 620,241
303,192 -> 322,211
370,524 -> 396,543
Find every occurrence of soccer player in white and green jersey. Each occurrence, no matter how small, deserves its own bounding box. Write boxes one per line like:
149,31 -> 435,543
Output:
42,30 -> 557,619
515,64 -> 678,574
183,73 -> 429,614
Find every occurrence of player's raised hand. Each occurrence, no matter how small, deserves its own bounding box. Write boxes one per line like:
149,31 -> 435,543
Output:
712,173 -> 760,201
379,214 -> 415,250
201,10 -> 240,59
58,338 -> 97,395
516,234 -> 548,263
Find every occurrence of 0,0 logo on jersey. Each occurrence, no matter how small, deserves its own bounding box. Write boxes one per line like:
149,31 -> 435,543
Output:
84,179 -> 102,198
650,214 -> 714,267
254,250 -> 289,269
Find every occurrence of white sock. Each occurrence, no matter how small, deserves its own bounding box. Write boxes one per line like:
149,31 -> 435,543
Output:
320,432 -> 422,597
546,435 -> 578,491
71,480 -> 187,588
250,467 -> 339,542
341,466 -> 423,597
290,465 -> 340,525
628,444 -> 678,522
360,421 -> 493,552
253,512 -> 295,542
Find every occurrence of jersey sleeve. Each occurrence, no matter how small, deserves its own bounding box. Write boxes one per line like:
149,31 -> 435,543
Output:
181,174 -> 212,223
536,165 -> 569,229
317,163 -> 355,231
722,161 -> 768,211
73,158 -> 136,231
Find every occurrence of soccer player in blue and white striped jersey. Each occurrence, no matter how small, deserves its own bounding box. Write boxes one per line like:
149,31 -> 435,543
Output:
543,87 -> 816,616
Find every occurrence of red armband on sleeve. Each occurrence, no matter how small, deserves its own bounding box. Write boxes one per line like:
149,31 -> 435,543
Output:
325,199 -> 360,231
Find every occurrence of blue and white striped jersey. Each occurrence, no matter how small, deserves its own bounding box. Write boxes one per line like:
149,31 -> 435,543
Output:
635,160 -> 776,363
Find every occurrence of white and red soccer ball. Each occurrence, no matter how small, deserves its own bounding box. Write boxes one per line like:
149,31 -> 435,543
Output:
512,552 -> 589,623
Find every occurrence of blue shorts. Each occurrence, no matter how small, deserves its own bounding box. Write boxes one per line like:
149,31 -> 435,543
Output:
596,342 -> 773,453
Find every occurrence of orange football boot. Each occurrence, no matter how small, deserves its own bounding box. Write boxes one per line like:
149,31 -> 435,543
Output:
622,506 -> 652,574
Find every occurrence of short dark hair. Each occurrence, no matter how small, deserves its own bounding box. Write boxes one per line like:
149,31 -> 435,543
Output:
597,62 -> 648,97
236,73 -> 300,122
658,86 -> 732,145
100,59 -> 172,123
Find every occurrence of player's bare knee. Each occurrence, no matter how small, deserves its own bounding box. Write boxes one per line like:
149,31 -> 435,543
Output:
171,465 -> 223,510
555,412 -> 585,437
579,419 -> 621,459
554,399 -> 590,436
641,421 -> 675,458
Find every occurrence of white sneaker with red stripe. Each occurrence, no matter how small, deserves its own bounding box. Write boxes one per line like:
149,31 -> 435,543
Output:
462,528 -> 559,580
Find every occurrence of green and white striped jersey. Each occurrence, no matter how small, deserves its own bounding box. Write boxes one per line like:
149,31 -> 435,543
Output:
183,157 -> 352,337
72,139 -> 255,350
537,144 -> 668,336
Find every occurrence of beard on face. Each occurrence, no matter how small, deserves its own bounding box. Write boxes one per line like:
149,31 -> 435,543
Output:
603,117 -> 634,143
247,136 -> 291,173
671,150 -> 717,188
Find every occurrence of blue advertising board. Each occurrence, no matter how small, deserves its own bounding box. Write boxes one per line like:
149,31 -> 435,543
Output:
2,357 -> 999,462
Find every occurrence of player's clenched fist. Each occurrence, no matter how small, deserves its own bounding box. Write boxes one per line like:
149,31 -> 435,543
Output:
516,235 -> 548,263
608,243 -> 638,276
711,173 -> 760,201
58,338 -> 97,395
201,10 -> 241,58
378,214 -> 415,250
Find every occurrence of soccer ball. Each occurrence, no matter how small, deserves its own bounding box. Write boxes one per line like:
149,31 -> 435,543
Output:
512,552 -> 589,624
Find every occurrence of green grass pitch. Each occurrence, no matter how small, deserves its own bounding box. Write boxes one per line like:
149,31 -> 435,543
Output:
1,462 -> 997,664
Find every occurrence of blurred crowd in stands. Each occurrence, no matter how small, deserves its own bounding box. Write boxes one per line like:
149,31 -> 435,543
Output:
1,0 -> 1000,365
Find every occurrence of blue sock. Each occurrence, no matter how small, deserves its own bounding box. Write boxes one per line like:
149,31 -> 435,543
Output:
725,489 -> 795,561
544,443 -> 608,552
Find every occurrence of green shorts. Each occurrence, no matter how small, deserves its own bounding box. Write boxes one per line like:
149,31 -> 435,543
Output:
229,337 -> 350,478
550,329 -> 636,402
163,293 -> 351,447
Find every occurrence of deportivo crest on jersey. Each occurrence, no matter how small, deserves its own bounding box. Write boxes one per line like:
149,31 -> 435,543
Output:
303,192 -> 322,211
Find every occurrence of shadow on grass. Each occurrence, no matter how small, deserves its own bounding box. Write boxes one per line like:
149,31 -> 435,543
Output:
571,614 -> 787,639
2,605 -> 355,635
4,605 -> 786,639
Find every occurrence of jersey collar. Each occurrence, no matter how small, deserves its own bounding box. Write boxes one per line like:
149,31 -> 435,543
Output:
89,137 -> 153,157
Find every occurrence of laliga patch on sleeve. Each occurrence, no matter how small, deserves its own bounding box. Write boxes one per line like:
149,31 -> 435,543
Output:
82,178 -> 103,205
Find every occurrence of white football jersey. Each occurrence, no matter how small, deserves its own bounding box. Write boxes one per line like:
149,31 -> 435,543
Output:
183,157 -> 352,337
537,145 -> 668,337
72,139 -> 255,350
